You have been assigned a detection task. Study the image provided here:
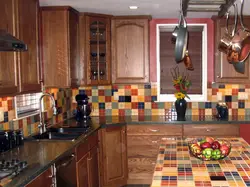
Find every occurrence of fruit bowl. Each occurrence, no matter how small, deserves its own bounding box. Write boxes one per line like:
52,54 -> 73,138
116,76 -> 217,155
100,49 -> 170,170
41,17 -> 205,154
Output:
187,137 -> 231,161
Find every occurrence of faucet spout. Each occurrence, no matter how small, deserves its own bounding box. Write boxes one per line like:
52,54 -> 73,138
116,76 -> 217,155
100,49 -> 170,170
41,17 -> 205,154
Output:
39,93 -> 57,134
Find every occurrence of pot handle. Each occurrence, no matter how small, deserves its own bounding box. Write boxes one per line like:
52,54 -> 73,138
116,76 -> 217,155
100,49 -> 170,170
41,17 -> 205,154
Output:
226,3 -> 238,37
239,0 -> 250,32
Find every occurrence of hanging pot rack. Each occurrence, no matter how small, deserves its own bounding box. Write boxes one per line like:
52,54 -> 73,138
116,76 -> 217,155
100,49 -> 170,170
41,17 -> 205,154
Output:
182,0 -> 237,17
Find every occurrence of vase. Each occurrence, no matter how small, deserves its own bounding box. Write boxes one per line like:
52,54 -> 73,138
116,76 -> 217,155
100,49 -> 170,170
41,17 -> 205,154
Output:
175,98 -> 187,121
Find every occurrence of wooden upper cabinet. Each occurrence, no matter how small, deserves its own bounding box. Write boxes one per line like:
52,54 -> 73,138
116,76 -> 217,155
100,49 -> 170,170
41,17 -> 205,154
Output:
17,0 -> 41,93
79,14 -> 111,86
214,16 -> 250,83
41,6 -> 79,88
112,16 -> 150,84
0,0 -> 19,96
99,126 -> 127,187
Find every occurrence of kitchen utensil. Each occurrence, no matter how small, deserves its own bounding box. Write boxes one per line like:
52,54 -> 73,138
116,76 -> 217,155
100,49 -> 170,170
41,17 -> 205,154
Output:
183,50 -> 194,71
229,0 -> 250,63
232,60 -> 246,74
216,102 -> 228,119
75,94 -> 92,123
218,5 -> 237,55
188,138 -> 231,161
175,11 -> 188,63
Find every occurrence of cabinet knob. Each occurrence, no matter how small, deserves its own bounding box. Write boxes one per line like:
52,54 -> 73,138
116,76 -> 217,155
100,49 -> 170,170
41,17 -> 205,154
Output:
217,75 -> 220,78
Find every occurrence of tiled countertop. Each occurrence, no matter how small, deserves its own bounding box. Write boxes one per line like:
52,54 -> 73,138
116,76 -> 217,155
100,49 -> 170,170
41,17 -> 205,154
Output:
151,138 -> 250,187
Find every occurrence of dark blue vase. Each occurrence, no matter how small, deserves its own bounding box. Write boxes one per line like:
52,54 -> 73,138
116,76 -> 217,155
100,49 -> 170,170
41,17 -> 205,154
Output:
175,99 -> 187,121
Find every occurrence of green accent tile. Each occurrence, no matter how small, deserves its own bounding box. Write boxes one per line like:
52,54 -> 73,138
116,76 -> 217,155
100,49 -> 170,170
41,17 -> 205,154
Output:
144,109 -> 152,116
105,109 -> 112,115
212,102 -> 217,108
212,83 -> 218,88
186,109 -> 192,115
144,89 -> 151,96
232,96 -> 238,102
104,89 -> 112,96
0,124 -> 3,130
239,84 -> 245,89
92,86 -> 98,90
125,110 -> 132,116
112,102 -> 118,109
198,102 -> 205,108
91,96 -> 98,102
157,102 -> 165,109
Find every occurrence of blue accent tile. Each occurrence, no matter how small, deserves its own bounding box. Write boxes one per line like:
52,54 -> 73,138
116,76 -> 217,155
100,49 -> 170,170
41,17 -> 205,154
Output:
144,84 -> 151,89
151,96 -> 157,102
225,96 -> 232,102
125,96 -> 131,102
4,112 -> 8,117
205,102 -> 212,108
138,102 -> 145,109
239,88 -> 245,92
99,103 -> 105,109
79,90 -> 85,95
239,102 -> 245,108
118,96 -> 125,102
219,84 -> 225,88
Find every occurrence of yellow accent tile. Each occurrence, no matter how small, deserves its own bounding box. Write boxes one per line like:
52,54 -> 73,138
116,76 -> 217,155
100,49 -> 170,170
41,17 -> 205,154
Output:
138,96 -> 144,102
158,109 -> 165,115
98,96 -> 105,102
105,103 -> 112,109
192,109 -> 199,115
8,110 -> 15,121
205,109 -> 212,115
211,95 -> 217,102
232,84 -> 239,89
238,109 -> 245,115
165,102 -> 172,109
131,109 -> 138,115
118,103 -> 125,109
225,89 -> 232,95
118,89 -> 124,95
131,85 -> 138,89
112,109 -> 118,116
151,88 -> 157,95
138,89 -> 144,96
218,89 -> 225,95
104,85 -> 111,89
151,109 -> 159,115
225,84 -> 232,89
192,102 -> 198,109
92,89 -> 98,96
145,102 -> 151,109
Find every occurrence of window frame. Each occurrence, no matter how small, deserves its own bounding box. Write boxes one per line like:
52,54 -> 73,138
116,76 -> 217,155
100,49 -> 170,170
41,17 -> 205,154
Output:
156,23 -> 208,102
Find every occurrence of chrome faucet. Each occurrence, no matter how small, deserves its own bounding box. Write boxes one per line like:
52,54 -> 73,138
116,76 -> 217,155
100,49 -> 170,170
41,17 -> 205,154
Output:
39,93 -> 57,134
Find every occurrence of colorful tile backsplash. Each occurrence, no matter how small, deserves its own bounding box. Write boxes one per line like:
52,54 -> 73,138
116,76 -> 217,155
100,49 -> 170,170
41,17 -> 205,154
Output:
72,83 -> 250,117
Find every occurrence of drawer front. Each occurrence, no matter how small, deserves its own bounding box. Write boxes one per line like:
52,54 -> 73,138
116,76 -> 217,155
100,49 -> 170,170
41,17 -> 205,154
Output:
127,135 -> 169,146
128,145 -> 159,158
183,124 -> 239,137
127,125 -> 182,136
75,140 -> 89,162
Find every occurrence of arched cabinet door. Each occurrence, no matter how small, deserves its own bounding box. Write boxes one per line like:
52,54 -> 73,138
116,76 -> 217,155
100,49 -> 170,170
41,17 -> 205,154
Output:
112,16 -> 151,84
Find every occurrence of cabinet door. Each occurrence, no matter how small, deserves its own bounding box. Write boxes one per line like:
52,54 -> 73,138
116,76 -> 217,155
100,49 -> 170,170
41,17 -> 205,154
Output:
99,126 -> 127,187
26,167 -> 53,187
77,153 -> 90,187
0,0 -> 19,96
112,18 -> 149,84
41,8 -> 70,88
69,10 -> 80,88
215,17 -> 250,83
17,0 -> 41,93
88,146 -> 100,187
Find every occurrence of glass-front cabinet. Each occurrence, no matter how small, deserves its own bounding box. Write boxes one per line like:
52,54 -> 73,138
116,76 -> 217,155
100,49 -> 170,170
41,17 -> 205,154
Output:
86,16 -> 111,85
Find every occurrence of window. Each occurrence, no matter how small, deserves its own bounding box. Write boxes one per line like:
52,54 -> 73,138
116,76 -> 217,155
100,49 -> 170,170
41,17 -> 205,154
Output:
15,92 -> 42,119
157,24 -> 207,102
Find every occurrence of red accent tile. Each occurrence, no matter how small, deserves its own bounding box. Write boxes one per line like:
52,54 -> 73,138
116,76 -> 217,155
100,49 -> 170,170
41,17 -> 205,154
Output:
232,88 -> 239,95
207,82 -> 212,88
246,85 -> 250,88
125,85 -> 131,89
85,90 -> 92,96
145,96 -> 151,102
2,97 -> 7,101
132,102 -> 138,109
0,102 -> 2,107
152,102 -> 158,109
212,88 -> 218,95
118,109 -> 125,116
18,120 -> 23,129
98,90 -> 105,96
138,115 -> 144,121
187,102 -> 192,108
112,85 -> 118,90
131,89 -> 138,95
226,102 -> 232,108
105,96 -> 111,102
138,109 -> 144,116
99,109 -> 106,116
199,109 -> 205,116
27,117 -> 31,124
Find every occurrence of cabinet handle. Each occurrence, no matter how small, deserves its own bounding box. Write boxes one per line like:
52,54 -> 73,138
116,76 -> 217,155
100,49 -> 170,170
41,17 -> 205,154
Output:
217,75 -> 220,78
149,129 -> 159,132
87,157 -> 93,161
56,154 -> 75,169
152,140 -> 158,143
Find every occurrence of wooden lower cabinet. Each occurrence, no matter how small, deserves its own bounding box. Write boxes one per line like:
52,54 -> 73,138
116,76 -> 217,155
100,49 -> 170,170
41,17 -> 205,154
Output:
99,126 -> 128,187
25,167 -> 54,187
77,152 -> 90,187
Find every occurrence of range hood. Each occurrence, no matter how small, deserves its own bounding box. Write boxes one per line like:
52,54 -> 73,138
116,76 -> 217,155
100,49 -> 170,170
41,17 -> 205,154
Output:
0,30 -> 27,52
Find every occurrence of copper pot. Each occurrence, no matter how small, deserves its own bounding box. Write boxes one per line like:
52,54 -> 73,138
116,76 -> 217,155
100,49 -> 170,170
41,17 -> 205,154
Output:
228,0 -> 250,63
183,50 -> 194,71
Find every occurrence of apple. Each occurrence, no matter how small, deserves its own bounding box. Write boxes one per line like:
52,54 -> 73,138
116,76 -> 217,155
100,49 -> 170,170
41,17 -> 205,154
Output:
200,142 -> 212,149
205,137 -> 214,144
211,141 -> 221,150
220,144 -> 230,156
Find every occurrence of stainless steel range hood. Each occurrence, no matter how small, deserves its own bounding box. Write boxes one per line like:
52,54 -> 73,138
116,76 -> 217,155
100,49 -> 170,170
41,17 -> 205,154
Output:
0,30 -> 27,52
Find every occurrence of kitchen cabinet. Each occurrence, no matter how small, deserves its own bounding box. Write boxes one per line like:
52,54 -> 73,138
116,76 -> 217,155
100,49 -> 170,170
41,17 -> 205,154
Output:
0,0 -> 40,96
25,166 -> 54,187
127,125 -> 182,184
79,14 -> 111,85
41,6 -> 80,88
111,16 -> 150,84
99,126 -> 127,187
77,152 -> 89,187
214,16 -> 250,83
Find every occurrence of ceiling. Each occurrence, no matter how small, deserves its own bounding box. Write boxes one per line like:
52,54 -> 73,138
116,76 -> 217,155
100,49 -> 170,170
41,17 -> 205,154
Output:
39,0 -> 250,18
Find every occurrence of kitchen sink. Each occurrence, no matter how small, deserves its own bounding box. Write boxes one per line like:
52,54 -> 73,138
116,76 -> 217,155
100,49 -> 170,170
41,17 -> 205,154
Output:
48,127 -> 89,133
